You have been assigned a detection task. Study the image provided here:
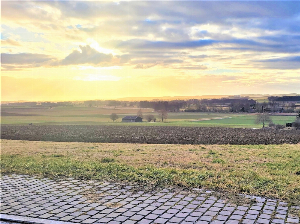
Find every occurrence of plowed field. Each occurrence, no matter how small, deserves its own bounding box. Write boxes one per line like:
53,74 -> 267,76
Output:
2,125 -> 300,144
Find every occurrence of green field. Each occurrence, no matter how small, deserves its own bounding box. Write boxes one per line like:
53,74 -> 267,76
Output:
1,106 -> 296,128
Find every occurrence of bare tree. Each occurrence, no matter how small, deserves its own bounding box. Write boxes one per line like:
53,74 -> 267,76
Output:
110,113 -> 118,122
137,109 -> 143,118
255,113 -> 272,128
158,109 -> 168,122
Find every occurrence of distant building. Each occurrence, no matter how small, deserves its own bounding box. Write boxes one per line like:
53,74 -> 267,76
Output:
122,116 -> 143,122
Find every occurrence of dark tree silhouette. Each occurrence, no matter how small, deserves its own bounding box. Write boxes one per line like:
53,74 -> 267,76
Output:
110,113 -> 118,122
146,114 -> 155,122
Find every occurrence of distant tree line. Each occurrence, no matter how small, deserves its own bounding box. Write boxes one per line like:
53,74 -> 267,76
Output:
4,95 -> 300,114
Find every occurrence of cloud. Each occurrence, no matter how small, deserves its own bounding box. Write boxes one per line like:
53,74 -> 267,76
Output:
2,1 -> 300,77
55,45 -> 130,66
1,38 -> 21,46
1,45 -> 131,70
1,53 -> 55,71
116,39 -> 217,50
1,53 -> 54,64
134,64 -> 158,69
175,65 -> 208,70
253,56 -> 300,70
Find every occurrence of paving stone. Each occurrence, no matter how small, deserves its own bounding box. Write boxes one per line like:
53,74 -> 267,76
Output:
100,208 -> 115,214
81,219 -> 98,223
159,205 -> 171,210
225,220 -> 240,224
107,221 -> 121,224
178,208 -> 189,213
138,203 -> 149,208
216,215 -> 228,221
59,215 -> 74,221
211,221 -> 226,224
233,210 -> 246,216
277,210 -> 288,215
137,219 -> 152,224
199,216 -> 213,221
130,215 -> 144,221
196,207 -> 209,213
244,214 -> 258,220
195,221 -> 209,224
55,212 -> 69,218
264,205 -> 276,210
145,214 -> 159,220
95,206 -> 107,211
263,209 -> 274,214
86,210 -> 99,216
19,211 -> 32,216
201,203 -> 213,208
169,217 -> 184,223
1,174 -> 299,224
211,206 -> 222,212
153,218 -> 168,223
223,206 -> 235,211
286,217 -> 299,223
123,211 -> 136,217
178,201 -> 189,205
39,213 -> 54,219
214,203 -> 226,208
107,213 -> 120,218
152,209 -> 165,215
137,210 -> 151,216
275,214 -> 287,219
76,214 -> 91,220
176,212 -> 189,218
161,213 -> 174,219
173,205 -> 184,210
115,215 -> 129,222
144,205 -> 157,211
256,218 -> 270,224
164,201 -> 176,206
247,209 -> 260,215
251,205 -> 262,210
204,211 -> 218,216
97,217 -> 113,223
220,210 -> 233,216
278,206 -> 288,211
123,220 -> 137,224
186,204 -> 197,209
241,219 -> 255,224
259,214 -> 271,219
185,216 -> 199,222
230,214 -> 243,220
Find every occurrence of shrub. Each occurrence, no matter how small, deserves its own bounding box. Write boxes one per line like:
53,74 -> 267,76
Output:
100,158 -> 115,163
275,124 -> 285,130
293,119 -> 300,130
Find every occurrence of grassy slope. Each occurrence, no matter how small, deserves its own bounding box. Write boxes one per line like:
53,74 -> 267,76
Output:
2,140 -> 300,207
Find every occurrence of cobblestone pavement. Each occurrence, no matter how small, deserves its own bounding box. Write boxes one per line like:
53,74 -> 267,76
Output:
1,174 -> 299,224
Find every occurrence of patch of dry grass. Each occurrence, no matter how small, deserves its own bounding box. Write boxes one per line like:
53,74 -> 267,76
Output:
1,140 -> 300,206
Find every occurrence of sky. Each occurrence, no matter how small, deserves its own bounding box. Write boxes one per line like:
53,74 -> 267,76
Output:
1,0 -> 300,101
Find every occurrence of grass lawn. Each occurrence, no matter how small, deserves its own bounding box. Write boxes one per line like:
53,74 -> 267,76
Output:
2,140 -> 300,208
